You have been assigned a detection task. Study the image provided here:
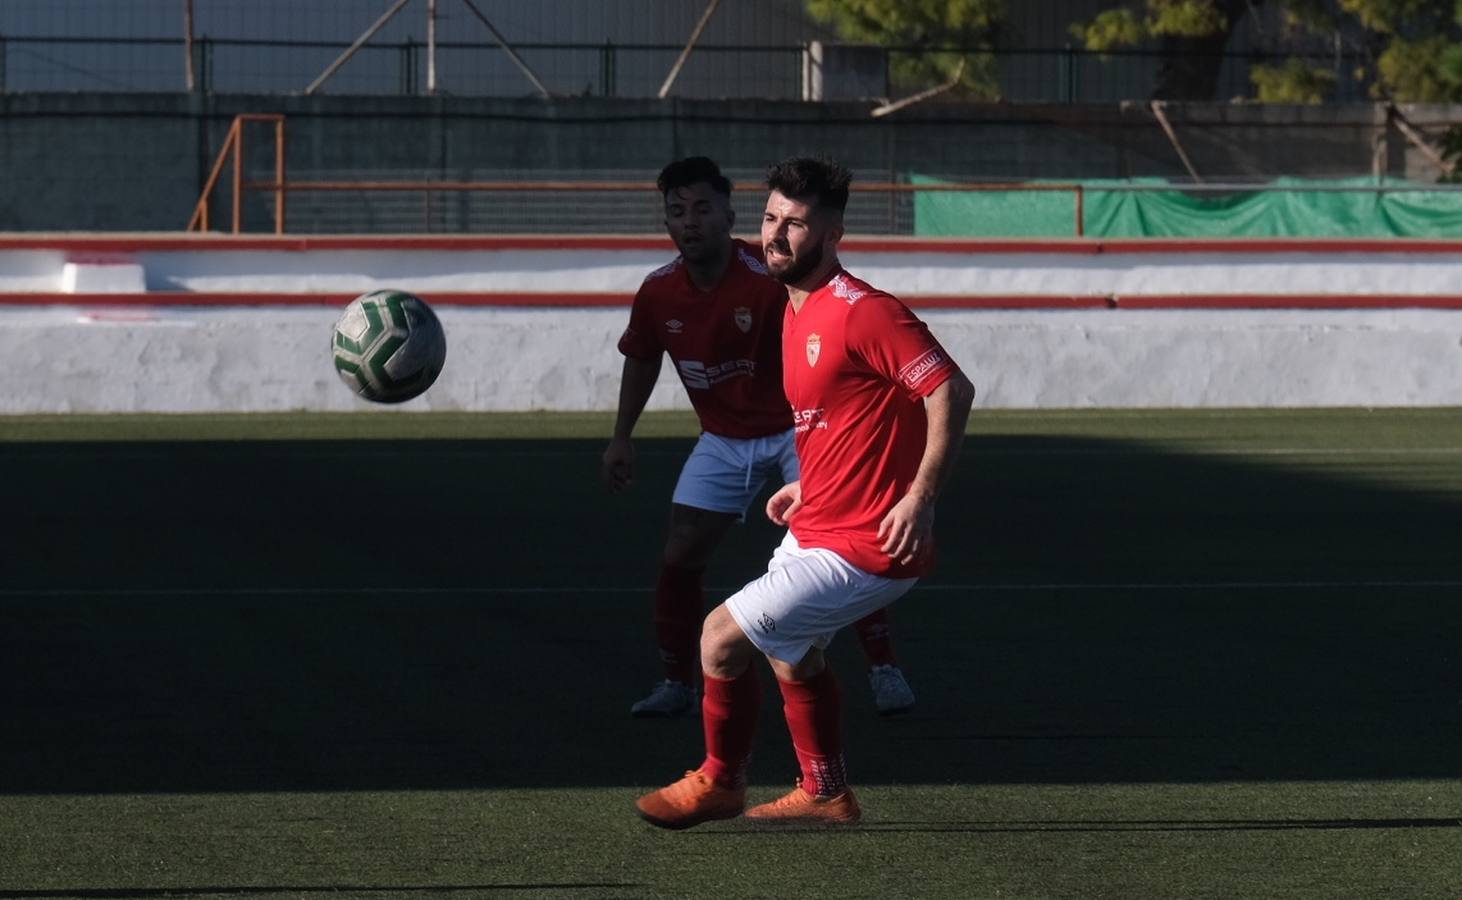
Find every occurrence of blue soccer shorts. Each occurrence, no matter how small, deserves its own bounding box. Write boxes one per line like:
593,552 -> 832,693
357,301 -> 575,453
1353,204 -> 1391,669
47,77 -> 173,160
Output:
671,428 -> 798,517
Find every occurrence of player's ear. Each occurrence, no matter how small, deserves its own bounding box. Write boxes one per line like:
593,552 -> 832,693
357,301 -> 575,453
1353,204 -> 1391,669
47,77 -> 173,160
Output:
726,205 -> 736,229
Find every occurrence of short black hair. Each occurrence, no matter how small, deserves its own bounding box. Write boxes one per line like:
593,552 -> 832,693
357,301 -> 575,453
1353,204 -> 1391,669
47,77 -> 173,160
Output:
765,156 -> 852,213
657,156 -> 732,198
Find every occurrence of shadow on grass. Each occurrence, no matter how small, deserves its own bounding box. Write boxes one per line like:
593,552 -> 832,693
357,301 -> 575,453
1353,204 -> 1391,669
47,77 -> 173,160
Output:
694,817 -> 1462,836
864,817 -> 1462,833
0,435 -> 1459,794
0,885 -> 635,899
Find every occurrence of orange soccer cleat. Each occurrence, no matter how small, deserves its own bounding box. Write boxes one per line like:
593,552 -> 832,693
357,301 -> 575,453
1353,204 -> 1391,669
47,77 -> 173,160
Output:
745,779 -> 862,826
635,770 -> 746,830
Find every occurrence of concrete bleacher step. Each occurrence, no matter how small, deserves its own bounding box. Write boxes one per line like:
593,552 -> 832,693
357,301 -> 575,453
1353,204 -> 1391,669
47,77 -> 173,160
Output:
61,252 -> 146,293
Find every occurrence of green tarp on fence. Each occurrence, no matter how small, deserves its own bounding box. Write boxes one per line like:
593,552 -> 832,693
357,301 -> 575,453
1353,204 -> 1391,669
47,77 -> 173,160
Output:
911,175 -> 1462,238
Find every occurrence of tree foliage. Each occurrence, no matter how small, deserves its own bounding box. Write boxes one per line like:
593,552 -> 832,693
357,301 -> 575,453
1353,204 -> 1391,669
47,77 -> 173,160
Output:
808,0 -> 1462,104
1073,0 -> 1233,50
805,0 -> 1006,98
1070,0 -> 1462,102
1251,57 -> 1338,101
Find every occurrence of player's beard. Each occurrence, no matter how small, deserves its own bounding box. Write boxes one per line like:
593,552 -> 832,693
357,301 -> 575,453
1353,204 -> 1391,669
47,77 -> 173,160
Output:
766,240 -> 824,285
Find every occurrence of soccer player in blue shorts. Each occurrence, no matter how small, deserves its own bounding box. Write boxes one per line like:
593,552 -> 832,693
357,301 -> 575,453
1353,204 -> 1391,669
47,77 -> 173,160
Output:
603,156 -> 917,719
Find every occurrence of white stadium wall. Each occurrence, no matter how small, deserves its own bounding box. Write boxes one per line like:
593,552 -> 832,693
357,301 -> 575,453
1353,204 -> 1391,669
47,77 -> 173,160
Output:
1,235 -> 1460,413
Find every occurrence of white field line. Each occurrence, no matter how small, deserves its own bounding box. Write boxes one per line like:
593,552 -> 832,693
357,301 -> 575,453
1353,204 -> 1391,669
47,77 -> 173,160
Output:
3,579 -> 1460,599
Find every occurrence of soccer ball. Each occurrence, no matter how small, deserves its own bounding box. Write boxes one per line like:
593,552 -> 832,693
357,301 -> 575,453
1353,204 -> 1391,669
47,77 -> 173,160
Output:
331,290 -> 447,403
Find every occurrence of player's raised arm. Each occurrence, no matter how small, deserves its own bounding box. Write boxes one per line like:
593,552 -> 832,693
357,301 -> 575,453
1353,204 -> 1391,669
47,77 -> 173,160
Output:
878,371 -> 975,564
603,353 -> 663,492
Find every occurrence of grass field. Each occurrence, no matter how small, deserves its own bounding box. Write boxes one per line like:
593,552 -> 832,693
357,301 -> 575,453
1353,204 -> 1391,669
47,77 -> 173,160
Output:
2,408 -> 1461,899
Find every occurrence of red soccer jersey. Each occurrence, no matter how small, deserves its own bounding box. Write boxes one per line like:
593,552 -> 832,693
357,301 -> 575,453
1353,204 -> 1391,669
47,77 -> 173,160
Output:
782,267 -> 960,578
618,239 -> 793,439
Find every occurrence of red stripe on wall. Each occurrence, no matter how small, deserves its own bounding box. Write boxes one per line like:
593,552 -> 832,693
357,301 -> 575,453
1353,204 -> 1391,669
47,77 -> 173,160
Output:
0,292 -> 634,308
6,292 -> 1462,310
1114,295 -> 1462,309
904,295 -> 1115,309
6,235 -> 1462,255
0,236 -> 677,253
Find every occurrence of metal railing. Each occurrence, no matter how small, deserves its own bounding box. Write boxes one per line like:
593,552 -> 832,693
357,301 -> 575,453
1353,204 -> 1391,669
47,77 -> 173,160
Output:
188,114 -> 287,234
187,114 -> 1090,235
191,116 -> 1462,237
0,34 -> 1375,102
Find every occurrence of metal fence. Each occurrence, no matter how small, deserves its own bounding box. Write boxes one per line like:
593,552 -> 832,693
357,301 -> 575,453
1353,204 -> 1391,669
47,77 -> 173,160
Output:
0,34 -> 1375,102
211,168 -> 920,236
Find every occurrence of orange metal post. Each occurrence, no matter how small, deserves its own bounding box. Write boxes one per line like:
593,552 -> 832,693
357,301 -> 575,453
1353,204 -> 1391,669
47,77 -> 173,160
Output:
274,117 -> 287,234
185,113 -> 286,234
187,117 -> 242,233
231,122 -> 243,234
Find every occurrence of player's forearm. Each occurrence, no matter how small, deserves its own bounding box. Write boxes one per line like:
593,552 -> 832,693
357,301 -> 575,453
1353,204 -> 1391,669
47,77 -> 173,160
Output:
907,372 -> 976,501
612,355 -> 664,440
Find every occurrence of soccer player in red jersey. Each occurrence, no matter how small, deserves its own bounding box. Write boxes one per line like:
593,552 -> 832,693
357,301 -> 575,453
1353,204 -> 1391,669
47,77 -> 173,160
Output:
636,156 -> 975,829
605,156 -> 917,719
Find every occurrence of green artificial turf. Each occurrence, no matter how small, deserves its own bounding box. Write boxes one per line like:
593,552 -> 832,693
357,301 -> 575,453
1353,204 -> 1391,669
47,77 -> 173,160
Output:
2,408 -> 1459,899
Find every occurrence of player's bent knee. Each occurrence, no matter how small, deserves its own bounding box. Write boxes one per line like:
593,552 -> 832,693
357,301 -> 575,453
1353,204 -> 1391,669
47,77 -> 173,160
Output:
770,648 -> 826,683
663,505 -> 735,568
661,537 -> 710,570
700,604 -> 754,678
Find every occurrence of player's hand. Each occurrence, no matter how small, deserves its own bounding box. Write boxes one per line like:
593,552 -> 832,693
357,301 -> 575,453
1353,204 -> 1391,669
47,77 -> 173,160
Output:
878,491 -> 935,565
602,437 -> 635,493
766,480 -> 803,526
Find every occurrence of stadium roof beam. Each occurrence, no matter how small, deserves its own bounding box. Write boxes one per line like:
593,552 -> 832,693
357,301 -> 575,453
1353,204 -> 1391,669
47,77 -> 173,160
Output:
657,0 -> 724,99
871,58 -> 966,118
184,0 -> 195,92
427,0 -> 437,95
304,0 -> 413,95
1149,100 -> 1204,184
1388,103 -> 1456,179
459,0 -> 552,98
303,0 -> 548,98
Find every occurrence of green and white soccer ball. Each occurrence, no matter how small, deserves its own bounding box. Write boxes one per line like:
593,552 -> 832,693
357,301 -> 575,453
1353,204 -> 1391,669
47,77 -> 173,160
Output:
331,290 -> 447,403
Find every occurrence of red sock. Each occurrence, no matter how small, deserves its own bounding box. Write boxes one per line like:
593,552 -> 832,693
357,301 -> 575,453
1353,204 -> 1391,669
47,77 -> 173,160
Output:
778,667 -> 848,797
853,608 -> 898,669
654,564 -> 703,684
700,667 -> 760,789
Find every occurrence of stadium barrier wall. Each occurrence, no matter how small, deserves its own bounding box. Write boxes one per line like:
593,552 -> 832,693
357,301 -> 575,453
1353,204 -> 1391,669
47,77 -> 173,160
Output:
0,94 -> 1426,233
1,236 -> 1460,413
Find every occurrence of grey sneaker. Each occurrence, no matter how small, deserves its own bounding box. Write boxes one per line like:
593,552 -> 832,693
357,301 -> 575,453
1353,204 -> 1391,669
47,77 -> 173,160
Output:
868,665 -> 915,716
631,680 -> 698,718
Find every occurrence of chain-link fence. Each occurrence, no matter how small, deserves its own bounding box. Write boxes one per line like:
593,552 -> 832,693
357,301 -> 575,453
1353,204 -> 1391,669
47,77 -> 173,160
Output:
2,87 -> 1425,233
0,0 -> 1376,102
239,167 -> 915,235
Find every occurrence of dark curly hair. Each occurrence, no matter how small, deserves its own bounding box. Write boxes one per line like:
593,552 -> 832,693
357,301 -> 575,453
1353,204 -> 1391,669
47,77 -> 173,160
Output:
765,156 -> 851,213
657,156 -> 732,198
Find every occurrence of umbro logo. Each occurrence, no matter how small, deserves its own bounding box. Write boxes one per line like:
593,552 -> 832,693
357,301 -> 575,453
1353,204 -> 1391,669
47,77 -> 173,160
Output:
665,319 -> 684,334
830,274 -> 866,304
757,613 -> 776,634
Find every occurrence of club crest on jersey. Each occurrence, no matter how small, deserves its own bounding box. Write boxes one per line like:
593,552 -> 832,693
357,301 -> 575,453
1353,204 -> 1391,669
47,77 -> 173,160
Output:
734,307 -> 752,333
806,333 -> 821,367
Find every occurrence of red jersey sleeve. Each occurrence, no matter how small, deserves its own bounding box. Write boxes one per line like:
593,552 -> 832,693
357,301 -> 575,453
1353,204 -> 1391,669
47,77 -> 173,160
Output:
617,280 -> 663,360
845,294 -> 959,399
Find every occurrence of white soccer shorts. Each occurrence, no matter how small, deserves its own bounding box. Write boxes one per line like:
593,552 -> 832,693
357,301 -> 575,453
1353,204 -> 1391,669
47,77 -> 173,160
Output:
725,531 -> 918,664
671,429 -> 799,517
